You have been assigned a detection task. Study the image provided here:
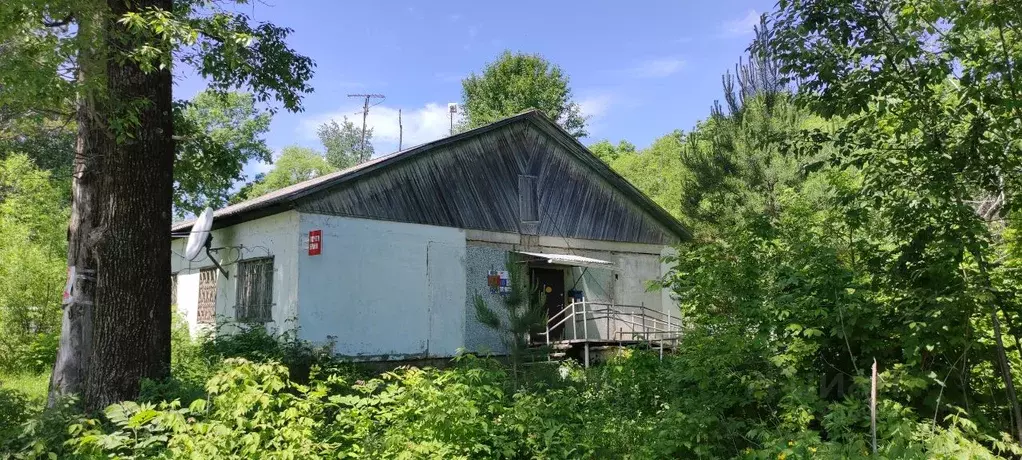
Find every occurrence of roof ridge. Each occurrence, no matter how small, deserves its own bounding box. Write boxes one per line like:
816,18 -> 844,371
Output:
173,109 -> 691,241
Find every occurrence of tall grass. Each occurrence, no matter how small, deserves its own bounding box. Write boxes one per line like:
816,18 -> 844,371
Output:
0,371 -> 48,408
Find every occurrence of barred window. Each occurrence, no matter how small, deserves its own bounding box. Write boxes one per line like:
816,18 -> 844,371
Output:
236,257 -> 274,323
197,268 -> 218,324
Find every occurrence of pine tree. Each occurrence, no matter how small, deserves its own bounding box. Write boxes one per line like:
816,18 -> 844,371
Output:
473,253 -> 546,385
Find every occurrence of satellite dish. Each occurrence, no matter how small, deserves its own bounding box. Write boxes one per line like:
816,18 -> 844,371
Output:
185,207 -> 214,260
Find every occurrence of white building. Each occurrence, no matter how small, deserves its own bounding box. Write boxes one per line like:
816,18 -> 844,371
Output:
171,110 -> 690,361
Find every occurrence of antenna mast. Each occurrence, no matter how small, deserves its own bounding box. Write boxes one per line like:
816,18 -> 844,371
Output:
448,103 -> 458,135
347,93 -> 385,157
398,109 -> 403,150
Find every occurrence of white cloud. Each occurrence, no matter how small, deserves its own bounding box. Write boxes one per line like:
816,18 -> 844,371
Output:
578,94 -> 614,118
721,10 -> 760,37
300,103 -> 464,154
630,57 -> 686,78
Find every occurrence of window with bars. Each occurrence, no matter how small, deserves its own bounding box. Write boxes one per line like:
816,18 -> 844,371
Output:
197,268 -> 218,324
236,257 -> 274,323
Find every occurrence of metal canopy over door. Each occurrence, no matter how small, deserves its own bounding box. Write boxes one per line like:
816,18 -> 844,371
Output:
531,267 -> 565,341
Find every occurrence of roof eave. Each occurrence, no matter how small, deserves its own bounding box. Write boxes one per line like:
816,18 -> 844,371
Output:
173,109 -> 693,243
522,112 -> 693,242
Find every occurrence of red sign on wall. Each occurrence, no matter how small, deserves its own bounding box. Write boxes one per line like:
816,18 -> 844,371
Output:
308,230 -> 322,256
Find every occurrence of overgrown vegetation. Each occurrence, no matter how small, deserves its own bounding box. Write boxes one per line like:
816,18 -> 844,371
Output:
5,328 -> 1019,458
0,155 -> 66,374
4,0 -> 1022,458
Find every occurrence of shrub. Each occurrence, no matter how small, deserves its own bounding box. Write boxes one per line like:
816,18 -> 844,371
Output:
0,394 -> 82,459
0,155 -> 67,375
1,349 -> 1016,459
197,325 -> 329,383
0,388 -> 33,443
75,359 -> 343,459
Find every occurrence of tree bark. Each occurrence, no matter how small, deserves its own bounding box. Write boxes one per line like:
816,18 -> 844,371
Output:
970,245 -> 1022,443
49,0 -> 174,411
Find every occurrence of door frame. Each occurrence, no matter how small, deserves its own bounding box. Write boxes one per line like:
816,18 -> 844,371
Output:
530,265 -> 567,342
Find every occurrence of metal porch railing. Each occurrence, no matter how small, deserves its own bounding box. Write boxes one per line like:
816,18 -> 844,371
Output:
537,298 -> 682,366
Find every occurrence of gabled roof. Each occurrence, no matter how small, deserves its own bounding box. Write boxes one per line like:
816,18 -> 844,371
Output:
173,110 -> 690,241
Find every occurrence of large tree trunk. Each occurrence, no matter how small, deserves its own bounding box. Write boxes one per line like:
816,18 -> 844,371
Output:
49,0 -> 174,411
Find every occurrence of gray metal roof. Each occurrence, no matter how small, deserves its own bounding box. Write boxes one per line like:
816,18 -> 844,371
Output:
172,110 -> 691,241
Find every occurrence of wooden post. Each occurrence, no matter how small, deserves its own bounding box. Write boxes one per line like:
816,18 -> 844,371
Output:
871,359 -> 878,455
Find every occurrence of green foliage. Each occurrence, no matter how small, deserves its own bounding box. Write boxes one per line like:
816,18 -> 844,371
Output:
473,253 -> 546,383
173,91 -> 272,216
0,2 -> 77,125
2,350 -> 1012,459
3,1 -> 1022,458
608,131 -> 688,222
0,388 -> 34,445
587,139 -> 635,163
679,92 -> 812,232
3,0 -> 315,409
196,326 -> 326,383
461,51 -> 588,137
0,372 -> 49,407
1,89 -> 277,219
318,117 -> 373,169
241,146 -> 336,200
0,155 -> 67,373
765,0 -> 1022,443
1,0 -> 314,136
0,117 -> 74,201
73,359 -> 338,459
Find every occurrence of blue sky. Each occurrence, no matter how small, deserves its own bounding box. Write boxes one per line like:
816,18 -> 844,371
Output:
176,1 -> 774,177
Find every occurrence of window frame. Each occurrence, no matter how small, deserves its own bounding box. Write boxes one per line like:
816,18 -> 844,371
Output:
196,267 -> 218,325
235,257 -> 275,323
518,174 -> 540,227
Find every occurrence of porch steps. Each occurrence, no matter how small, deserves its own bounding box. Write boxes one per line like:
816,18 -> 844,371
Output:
530,340 -> 680,366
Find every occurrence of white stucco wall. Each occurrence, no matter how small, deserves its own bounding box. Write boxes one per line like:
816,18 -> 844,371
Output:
551,247 -> 668,341
171,211 -> 301,336
464,244 -> 510,354
171,213 -> 678,358
173,271 -> 200,333
463,231 -> 681,348
660,246 -> 681,326
296,214 -> 467,359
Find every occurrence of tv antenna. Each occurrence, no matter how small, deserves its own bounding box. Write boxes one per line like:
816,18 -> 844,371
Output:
348,93 -> 385,155
172,207 -> 228,278
448,103 -> 458,135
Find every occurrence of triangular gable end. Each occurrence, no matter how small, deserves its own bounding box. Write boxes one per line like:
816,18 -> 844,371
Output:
294,112 -> 689,245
